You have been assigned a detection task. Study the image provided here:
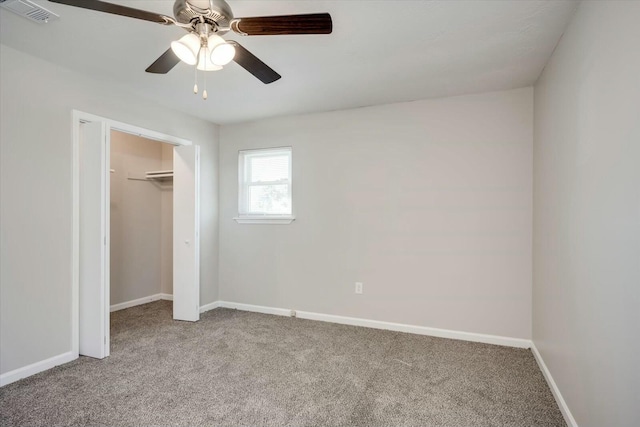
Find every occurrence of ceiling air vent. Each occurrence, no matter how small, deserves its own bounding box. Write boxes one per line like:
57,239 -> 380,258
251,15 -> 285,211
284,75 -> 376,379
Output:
0,0 -> 59,24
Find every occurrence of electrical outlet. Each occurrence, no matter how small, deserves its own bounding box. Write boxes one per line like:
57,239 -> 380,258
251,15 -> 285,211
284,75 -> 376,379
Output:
355,282 -> 363,294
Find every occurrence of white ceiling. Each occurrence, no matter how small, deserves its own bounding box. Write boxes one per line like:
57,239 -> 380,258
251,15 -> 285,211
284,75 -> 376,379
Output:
0,0 -> 577,124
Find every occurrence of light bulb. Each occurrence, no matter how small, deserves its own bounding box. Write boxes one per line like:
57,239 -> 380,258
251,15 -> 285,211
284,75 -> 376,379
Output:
170,33 -> 200,65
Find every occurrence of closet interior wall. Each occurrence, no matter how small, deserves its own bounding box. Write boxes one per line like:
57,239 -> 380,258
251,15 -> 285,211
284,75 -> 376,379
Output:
110,131 -> 173,306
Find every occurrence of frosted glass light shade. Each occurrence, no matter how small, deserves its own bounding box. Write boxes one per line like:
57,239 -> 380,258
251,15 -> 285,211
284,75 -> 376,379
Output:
196,46 -> 223,71
207,34 -> 236,66
171,33 -> 200,65
211,43 -> 236,66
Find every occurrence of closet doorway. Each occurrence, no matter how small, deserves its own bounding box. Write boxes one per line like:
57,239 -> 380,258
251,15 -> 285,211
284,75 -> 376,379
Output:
109,131 -> 175,317
72,110 -> 200,360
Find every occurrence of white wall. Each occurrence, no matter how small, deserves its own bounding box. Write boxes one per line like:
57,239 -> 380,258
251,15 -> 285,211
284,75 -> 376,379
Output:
533,2 -> 640,426
110,131 -> 173,305
219,87 -> 533,339
0,44 -> 219,375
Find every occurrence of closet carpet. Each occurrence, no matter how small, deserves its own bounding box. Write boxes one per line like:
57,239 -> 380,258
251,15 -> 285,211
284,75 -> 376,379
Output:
0,301 -> 565,427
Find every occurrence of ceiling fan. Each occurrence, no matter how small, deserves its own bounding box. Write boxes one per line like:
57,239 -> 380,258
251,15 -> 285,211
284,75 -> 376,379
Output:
47,0 -> 332,92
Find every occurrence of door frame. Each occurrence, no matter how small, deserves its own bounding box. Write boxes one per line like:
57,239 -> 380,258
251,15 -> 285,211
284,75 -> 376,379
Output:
71,110 -> 194,358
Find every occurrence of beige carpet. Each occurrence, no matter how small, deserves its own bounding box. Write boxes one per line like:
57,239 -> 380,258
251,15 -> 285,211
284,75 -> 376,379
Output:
0,301 -> 565,426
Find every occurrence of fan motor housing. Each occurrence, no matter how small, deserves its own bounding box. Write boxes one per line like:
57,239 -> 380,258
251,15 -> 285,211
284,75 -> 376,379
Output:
174,0 -> 233,28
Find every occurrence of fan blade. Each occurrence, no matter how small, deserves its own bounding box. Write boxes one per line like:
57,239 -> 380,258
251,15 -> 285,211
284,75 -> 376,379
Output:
146,49 -> 181,74
230,42 -> 281,84
231,13 -> 332,36
48,0 -> 170,24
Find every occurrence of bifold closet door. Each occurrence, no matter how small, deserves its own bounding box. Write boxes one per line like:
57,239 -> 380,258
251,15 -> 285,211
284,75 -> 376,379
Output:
173,145 -> 200,321
79,121 -> 109,358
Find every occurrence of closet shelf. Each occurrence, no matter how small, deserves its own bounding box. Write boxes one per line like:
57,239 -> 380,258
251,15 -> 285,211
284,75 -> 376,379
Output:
145,170 -> 173,181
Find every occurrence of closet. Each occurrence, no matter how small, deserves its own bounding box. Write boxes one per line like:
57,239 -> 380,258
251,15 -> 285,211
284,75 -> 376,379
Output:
110,130 -> 174,310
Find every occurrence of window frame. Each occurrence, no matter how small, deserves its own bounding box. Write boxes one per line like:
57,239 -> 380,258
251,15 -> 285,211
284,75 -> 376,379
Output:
234,146 -> 295,224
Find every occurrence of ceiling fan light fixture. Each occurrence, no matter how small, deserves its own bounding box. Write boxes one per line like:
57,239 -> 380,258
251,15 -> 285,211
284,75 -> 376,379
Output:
211,43 -> 236,66
55,0 -> 332,83
170,33 -> 200,65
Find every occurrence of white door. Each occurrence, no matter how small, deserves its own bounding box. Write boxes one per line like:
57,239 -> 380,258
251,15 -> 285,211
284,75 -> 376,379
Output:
173,145 -> 200,321
79,121 -> 109,358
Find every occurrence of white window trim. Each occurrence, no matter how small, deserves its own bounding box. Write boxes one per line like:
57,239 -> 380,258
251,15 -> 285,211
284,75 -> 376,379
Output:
233,215 -> 295,225
236,147 -> 295,224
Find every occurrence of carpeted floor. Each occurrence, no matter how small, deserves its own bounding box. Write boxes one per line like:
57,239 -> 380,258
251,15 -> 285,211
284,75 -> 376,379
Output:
0,301 -> 565,426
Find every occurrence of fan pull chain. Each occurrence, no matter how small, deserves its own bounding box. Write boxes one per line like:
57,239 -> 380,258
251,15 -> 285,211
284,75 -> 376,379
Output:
202,46 -> 208,100
193,46 -> 201,95
193,46 -> 202,95
193,67 -> 198,95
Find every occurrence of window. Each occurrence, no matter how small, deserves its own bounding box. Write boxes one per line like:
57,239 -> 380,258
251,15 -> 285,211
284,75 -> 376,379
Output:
235,147 -> 294,224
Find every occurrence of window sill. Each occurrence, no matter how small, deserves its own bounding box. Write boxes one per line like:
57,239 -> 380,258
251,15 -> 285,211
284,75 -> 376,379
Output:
233,216 -> 296,225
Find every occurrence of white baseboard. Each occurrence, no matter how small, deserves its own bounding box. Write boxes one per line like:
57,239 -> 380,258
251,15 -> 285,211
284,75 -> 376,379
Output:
159,293 -> 173,301
111,294 -> 220,315
218,301 -> 292,317
0,351 -> 76,387
110,293 -> 173,312
200,301 -> 222,313
216,301 -> 531,349
297,310 -> 531,348
531,343 -> 578,427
